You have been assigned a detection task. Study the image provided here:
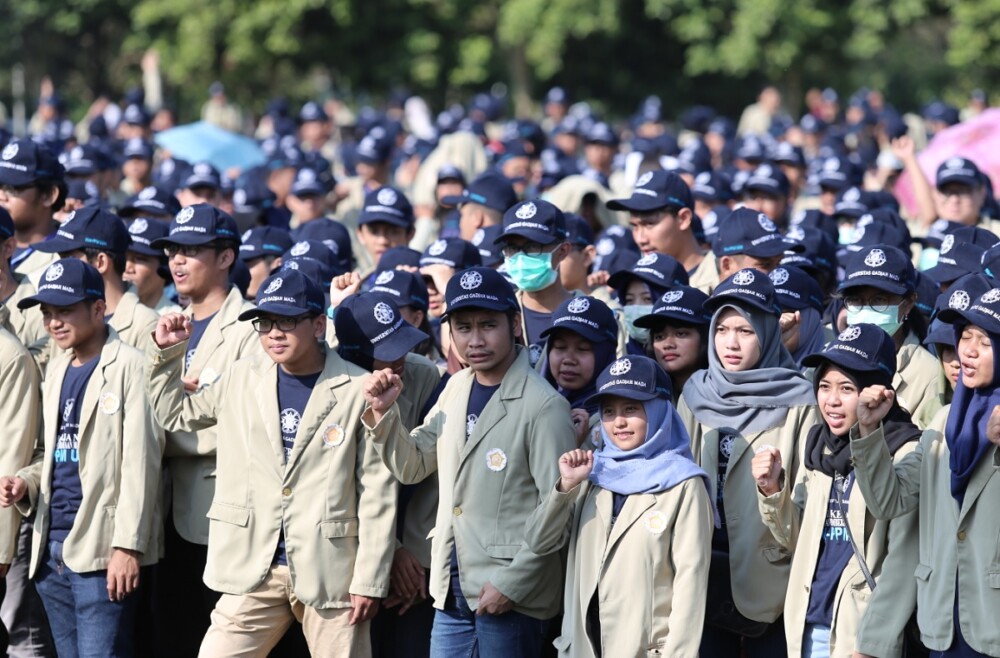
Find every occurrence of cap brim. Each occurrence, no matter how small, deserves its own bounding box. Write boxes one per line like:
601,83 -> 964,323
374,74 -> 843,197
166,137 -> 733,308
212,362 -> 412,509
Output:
704,295 -> 777,316
17,290 -> 89,309
633,309 -> 704,329
442,297 -> 514,320
33,237 -> 86,254
800,349 -> 875,373
372,324 -> 428,361
440,194 -> 466,207
743,239 -> 797,259
923,263 -> 968,285
938,306 -> 1000,334
493,228 -> 558,246
606,269 -> 672,292
150,233 -> 218,248
127,244 -> 166,258
582,384 -> 659,408
238,303 -> 318,321
837,276 -> 910,296
818,178 -> 849,191
936,175 -> 978,189
923,322 -> 955,347
0,170 -> 37,186
359,214 -> 412,229
606,196 -> 670,212
538,319 -> 608,343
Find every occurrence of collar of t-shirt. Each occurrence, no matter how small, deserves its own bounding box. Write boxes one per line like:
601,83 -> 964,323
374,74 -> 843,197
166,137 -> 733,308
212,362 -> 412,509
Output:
465,378 -> 500,441
185,312 -> 218,371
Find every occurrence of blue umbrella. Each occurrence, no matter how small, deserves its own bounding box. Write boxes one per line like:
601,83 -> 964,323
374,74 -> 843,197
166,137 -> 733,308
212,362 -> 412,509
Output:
154,121 -> 266,172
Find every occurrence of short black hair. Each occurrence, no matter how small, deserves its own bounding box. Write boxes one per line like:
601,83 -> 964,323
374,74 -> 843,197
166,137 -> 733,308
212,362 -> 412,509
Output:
83,248 -> 127,278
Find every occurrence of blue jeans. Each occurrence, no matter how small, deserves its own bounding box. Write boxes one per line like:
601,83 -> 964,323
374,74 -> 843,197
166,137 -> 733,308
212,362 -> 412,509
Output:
429,589 -> 552,658
803,624 -> 831,658
34,541 -> 136,658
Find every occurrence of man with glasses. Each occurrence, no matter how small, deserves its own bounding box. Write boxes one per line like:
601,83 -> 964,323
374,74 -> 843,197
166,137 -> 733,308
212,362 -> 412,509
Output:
494,199 -> 575,367
147,269 -> 397,656
146,203 -> 261,656
931,157 -> 1000,236
0,139 -> 67,287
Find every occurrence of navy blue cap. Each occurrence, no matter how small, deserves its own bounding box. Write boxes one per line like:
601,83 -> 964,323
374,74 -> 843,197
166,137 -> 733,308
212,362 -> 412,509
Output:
769,265 -> 824,311
122,138 -> 154,161
800,115 -> 827,134
291,165 -> 330,198
281,239 -> 339,275
232,173 -> 277,214
608,252 -> 689,292
981,242 -> 1000,280
938,287 -> 1000,335
0,207 -> 13,239
539,295 -> 618,344
705,268 -> 781,316
356,130 -> 394,165
790,209 -> 838,243
712,207 -> 798,258
36,206 -> 131,255
564,213 -> 594,248
122,103 -> 150,126
833,186 -> 872,218
771,142 -> 806,168
151,156 -> 189,193
292,219 -> 352,273
936,157 -> 981,189
818,156 -> 852,191
744,163 -> 790,197
437,165 -> 466,184
182,162 -> 221,190
0,139 -> 65,186
119,185 -> 181,218
920,219 -> 964,250
17,259 -> 105,309
65,179 -> 102,205
376,246 -> 422,273
62,144 -> 99,176
924,226 -> 1000,285
299,101 -> 329,123
546,87 -> 569,105
606,170 -> 693,213
125,218 -> 169,257
358,186 -> 414,228
334,293 -> 429,362
781,225 -> 837,276
151,204 -> 241,247
585,122 -> 618,146
497,200 -> 567,246
239,269 -> 326,320
698,205 -> 730,243
586,355 -> 672,404
633,285 -> 711,328
470,225 -> 504,268
691,171 -> 733,202
370,269 -> 430,312
933,273 -> 993,321
443,266 -> 519,318
592,224 -> 640,271
419,238 -> 482,270
802,324 -> 897,380
839,215 -> 911,256
913,271 -> 939,318
440,171 -> 518,213
238,227 -> 293,261
839,245 -> 915,295
923,318 -> 954,348
736,135 -> 768,162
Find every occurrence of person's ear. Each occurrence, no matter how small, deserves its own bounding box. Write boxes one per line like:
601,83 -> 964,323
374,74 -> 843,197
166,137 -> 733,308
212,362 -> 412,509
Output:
512,312 -> 523,340
676,208 -> 693,232
217,247 -> 235,271
412,309 -> 426,328
312,314 -> 327,339
582,245 -> 597,268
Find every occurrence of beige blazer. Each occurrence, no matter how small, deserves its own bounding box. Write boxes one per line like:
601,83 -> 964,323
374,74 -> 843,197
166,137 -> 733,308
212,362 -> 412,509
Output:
688,251 -> 719,296
147,345 -> 397,608
13,248 -> 57,289
893,332 -> 944,430
851,416 -> 1000,656
4,275 -> 48,367
16,331 -> 162,576
526,479 -> 713,657
109,288 -> 160,351
365,347 -> 576,619
678,396 -> 820,622
147,286 -> 260,544
0,324 -> 40,564
759,440 -> 919,657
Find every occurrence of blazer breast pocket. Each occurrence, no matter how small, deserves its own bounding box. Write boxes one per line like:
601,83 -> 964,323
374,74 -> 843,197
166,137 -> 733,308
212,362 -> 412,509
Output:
206,502 -> 250,527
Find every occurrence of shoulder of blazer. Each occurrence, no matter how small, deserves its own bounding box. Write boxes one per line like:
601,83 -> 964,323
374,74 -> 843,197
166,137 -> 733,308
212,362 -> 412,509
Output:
496,346 -> 534,401
191,286 -> 251,331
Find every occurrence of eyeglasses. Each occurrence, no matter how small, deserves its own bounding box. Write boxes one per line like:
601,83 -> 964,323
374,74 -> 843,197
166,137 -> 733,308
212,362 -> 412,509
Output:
501,241 -> 556,258
843,294 -> 899,313
164,244 -> 208,258
251,315 -> 308,333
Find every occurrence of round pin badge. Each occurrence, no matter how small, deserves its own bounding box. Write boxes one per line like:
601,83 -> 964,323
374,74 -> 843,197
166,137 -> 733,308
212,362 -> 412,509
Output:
322,424 -> 346,447
99,392 -> 121,415
644,510 -> 668,534
485,448 -> 508,472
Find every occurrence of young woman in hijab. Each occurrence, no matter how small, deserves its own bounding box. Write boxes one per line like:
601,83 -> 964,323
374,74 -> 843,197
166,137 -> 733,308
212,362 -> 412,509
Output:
849,288 -> 1000,657
525,355 -> 714,658
606,252 -> 689,355
677,268 -> 820,657
769,265 -> 829,369
752,323 -> 921,657
540,296 -> 620,446
924,274 -> 993,407
838,245 -> 944,428
633,284 -> 711,400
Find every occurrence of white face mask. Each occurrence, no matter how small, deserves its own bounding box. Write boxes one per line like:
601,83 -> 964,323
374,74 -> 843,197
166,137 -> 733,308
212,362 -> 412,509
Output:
847,304 -> 904,337
918,248 -> 940,271
623,304 -> 653,343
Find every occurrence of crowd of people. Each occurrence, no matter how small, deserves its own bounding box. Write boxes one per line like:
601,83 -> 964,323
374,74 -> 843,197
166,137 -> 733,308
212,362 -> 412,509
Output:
0,80 -> 997,658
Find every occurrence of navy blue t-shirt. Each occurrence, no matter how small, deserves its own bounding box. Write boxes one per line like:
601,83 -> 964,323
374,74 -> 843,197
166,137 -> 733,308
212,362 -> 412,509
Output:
522,307 -> 552,367
449,379 -> 501,600
273,367 -> 321,566
806,472 -> 856,626
712,432 -> 736,552
185,313 -> 217,371
49,357 -> 101,543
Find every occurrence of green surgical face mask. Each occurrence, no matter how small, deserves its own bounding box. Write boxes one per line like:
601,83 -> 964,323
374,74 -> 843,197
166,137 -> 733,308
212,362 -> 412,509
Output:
623,304 -> 653,343
505,252 -> 558,292
918,248 -> 940,271
847,304 -> 904,337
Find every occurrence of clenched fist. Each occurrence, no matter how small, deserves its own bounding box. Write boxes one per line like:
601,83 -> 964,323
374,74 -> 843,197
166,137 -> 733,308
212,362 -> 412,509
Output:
364,368 -> 404,421
751,445 -> 782,496
154,313 -> 192,349
857,385 -> 894,437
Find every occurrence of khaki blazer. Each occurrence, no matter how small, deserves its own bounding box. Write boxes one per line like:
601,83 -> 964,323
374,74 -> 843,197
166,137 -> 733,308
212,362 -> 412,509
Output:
0,324 -> 40,564
109,288 -> 160,351
758,440 -> 919,657
678,397 -> 820,622
14,249 -> 57,289
16,331 -> 162,576
526,479 -> 713,658
688,251 -> 719,296
365,347 -> 576,619
4,275 -> 48,367
147,345 -> 397,608
893,333 -> 944,430
850,415 -> 1000,656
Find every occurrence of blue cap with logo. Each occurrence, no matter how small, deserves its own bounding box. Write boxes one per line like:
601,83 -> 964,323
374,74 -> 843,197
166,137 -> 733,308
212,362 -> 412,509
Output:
355,130 -> 394,165
936,157 -> 981,189
564,213 -> 594,248
585,122 -> 618,147
62,144 -> 99,176
933,273 -> 993,320
443,266 -> 519,319
281,239 -> 340,275
123,138 -> 154,162
937,286 -> 1000,335
924,226 -> 1000,285
151,204 -> 241,248
0,139 -> 65,186
539,296 -> 618,344
712,207 -> 799,258
125,218 -> 170,257
705,268 -> 782,316
440,171 -> 518,213
634,285 -> 711,328
691,171 -> 733,203
289,166 -> 328,197
18,258 -> 105,309
122,103 -> 150,127
606,170 -> 693,213
370,269 -> 430,312
780,225 -> 837,277
833,186 -> 873,218
334,293 -> 429,362
769,265 -> 825,311
817,155 -> 852,191
182,162 -> 222,190
298,101 -> 329,123
496,199 -> 567,246
838,245 -> 915,296
801,324 -> 897,381
291,219 -> 352,273
772,142 -> 806,168
239,269 -> 325,320
65,179 -> 102,206
585,355 -> 673,404
120,185 -> 181,218
419,238 -> 482,270
744,163 -> 790,197
36,207 -> 132,255
470,225 -> 505,268
238,227 -> 293,262
358,186 -> 414,229
608,251 -> 689,293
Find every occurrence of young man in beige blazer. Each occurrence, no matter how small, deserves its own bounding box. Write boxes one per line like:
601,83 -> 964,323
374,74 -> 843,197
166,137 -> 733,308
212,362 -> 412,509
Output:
148,270 -> 399,657
362,266 -> 577,658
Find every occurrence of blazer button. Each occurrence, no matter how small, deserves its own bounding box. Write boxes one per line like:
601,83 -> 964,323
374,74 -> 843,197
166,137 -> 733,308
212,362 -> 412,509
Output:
453,507 -> 462,516
282,487 -> 292,497
957,530 -> 967,541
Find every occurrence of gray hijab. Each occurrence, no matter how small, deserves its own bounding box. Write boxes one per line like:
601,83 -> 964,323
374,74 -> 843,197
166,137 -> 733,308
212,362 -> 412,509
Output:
684,302 -> 815,435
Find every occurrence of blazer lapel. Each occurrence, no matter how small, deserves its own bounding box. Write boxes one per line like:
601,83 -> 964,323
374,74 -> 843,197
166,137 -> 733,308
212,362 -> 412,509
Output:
958,446 -> 998,524
286,354 -> 348,472
77,336 -> 119,440
187,287 -> 240,376
254,361 -> 284,471
604,493 -> 656,557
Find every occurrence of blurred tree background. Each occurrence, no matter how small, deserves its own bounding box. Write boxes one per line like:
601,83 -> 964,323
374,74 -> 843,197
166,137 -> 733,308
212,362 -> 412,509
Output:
0,0 -> 996,122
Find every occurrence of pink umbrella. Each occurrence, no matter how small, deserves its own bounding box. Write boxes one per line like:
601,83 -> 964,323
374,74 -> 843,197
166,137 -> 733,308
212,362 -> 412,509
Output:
894,108 -> 1000,218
